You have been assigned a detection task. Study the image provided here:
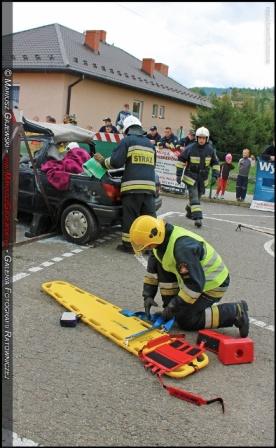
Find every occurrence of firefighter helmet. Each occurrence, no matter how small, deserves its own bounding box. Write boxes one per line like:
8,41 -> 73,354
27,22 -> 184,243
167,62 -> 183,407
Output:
195,126 -> 210,142
122,115 -> 142,133
129,216 -> 165,253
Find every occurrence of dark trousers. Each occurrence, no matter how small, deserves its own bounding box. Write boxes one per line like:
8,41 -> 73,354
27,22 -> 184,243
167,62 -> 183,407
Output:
186,182 -> 203,220
236,175 -> 248,200
121,193 -> 156,247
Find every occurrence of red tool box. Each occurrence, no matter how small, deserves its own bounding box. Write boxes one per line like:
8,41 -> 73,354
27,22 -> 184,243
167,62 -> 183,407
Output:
197,329 -> 254,365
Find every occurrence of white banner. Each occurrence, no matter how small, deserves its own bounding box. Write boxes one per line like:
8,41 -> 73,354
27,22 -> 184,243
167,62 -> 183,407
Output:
155,148 -> 186,194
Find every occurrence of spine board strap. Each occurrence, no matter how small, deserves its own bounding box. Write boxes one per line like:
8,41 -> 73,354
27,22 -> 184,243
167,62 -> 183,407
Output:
157,374 -> 225,413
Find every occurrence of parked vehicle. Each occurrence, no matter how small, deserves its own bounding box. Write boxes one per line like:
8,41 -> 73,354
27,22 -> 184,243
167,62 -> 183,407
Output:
18,118 -> 162,245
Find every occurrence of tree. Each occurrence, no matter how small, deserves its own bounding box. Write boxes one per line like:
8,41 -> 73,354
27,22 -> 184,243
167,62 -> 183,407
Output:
190,89 -> 274,159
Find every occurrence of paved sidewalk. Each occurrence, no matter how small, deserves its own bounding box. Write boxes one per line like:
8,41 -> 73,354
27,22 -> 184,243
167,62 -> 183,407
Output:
161,188 -> 253,207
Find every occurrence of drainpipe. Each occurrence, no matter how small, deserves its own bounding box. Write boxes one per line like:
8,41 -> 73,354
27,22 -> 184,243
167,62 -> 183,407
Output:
66,75 -> 84,115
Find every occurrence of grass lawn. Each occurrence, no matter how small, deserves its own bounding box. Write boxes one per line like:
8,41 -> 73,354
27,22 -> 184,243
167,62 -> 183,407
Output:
210,161 -> 256,194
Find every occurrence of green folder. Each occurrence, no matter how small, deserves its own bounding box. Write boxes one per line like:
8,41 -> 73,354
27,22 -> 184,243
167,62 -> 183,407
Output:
83,157 -> 107,179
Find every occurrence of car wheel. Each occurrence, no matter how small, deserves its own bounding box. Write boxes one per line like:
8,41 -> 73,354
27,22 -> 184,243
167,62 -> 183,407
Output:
61,204 -> 99,245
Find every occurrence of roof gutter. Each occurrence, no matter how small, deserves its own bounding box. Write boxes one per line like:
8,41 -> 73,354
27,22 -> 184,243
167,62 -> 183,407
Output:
66,75 -> 84,115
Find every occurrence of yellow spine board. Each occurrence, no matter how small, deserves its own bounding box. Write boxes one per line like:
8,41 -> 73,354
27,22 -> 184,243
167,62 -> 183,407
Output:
41,281 -> 208,378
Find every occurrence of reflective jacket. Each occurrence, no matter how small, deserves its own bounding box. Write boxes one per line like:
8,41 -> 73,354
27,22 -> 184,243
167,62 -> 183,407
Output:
176,141 -> 220,187
153,224 -> 229,304
104,133 -> 156,195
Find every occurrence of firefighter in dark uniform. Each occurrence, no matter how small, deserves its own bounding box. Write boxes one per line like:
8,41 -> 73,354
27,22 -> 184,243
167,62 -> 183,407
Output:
129,215 -> 250,337
94,116 -> 156,253
176,127 -> 220,228
157,127 -> 179,150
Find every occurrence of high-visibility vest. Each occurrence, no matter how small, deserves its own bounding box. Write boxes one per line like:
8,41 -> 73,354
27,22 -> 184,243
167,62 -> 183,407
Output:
153,226 -> 229,294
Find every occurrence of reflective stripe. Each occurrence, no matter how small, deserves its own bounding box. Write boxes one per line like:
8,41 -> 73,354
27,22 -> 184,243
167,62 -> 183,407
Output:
183,175 -> 195,186
205,157 -> 211,166
144,276 -> 159,286
212,164 -> 220,172
205,308 -> 212,328
127,145 -> 155,156
121,180 -> 156,186
206,289 -> 225,298
205,261 -> 226,280
202,251 -> 217,269
190,156 -> 200,164
178,289 -> 197,304
104,157 -> 112,169
159,282 -> 179,289
146,272 -> 158,279
122,233 -> 130,242
121,184 -> 156,193
191,205 -> 201,212
160,288 -> 179,296
212,285 -> 228,292
181,283 -> 201,299
176,161 -> 185,168
211,305 -> 219,327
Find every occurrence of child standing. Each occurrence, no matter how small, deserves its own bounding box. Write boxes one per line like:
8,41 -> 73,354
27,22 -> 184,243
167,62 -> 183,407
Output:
236,148 -> 255,202
214,153 -> 234,199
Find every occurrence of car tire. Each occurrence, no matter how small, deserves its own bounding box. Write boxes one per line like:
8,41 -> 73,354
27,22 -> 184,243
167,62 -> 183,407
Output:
61,204 -> 99,245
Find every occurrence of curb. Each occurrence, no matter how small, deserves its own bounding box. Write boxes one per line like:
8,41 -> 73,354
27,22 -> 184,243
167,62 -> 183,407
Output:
160,190 -> 251,208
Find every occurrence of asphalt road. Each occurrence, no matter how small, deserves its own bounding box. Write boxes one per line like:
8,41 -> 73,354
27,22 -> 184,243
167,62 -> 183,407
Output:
11,196 -> 274,446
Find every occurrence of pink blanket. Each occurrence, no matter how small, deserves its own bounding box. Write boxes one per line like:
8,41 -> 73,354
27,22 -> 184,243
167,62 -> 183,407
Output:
41,147 -> 90,190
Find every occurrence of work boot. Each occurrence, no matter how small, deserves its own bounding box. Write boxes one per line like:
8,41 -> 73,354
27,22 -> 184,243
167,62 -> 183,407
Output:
116,244 -> 134,254
185,205 -> 192,219
234,300 -> 249,338
194,219 -> 202,228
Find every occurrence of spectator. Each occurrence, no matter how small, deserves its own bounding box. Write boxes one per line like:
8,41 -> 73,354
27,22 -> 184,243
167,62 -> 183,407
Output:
46,115 -> 56,123
146,126 -> 161,145
63,114 -> 77,125
158,127 -> 179,150
115,104 -> 132,131
236,148 -> 255,202
261,140 -> 275,161
99,118 -> 118,133
179,130 -> 195,149
213,153 -> 235,200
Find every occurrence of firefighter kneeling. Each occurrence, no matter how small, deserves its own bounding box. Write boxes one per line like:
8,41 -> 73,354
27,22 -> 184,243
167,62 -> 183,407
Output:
129,215 -> 250,337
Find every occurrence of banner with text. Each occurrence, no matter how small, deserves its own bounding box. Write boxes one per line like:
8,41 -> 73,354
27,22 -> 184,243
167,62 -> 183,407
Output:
250,158 -> 274,212
156,148 -> 186,194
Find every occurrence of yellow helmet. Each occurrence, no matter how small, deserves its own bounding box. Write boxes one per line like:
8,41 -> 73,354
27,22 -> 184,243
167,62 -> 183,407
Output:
129,216 -> 165,253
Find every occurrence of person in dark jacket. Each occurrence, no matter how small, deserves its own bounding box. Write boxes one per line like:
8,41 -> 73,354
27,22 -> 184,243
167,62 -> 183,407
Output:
146,126 -> 161,145
176,127 -> 220,227
129,215 -> 250,337
115,104 -> 132,131
94,116 -> 157,253
99,118 -> 118,133
261,141 -> 275,161
158,127 -> 179,151
213,153 -> 235,199
179,130 -> 195,149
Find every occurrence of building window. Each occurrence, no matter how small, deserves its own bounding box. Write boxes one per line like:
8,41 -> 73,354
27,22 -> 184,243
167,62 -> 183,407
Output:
132,100 -> 143,121
11,85 -> 20,108
152,104 -> 158,118
159,106 -> 165,119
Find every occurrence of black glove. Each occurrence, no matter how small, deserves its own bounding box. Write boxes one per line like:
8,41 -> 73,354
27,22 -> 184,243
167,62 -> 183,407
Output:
161,306 -> 175,322
144,297 -> 158,319
161,296 -> 181,321
176,176 -> 182,184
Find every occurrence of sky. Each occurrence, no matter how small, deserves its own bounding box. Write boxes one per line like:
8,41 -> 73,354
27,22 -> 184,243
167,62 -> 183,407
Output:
12,1 -> 275,89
